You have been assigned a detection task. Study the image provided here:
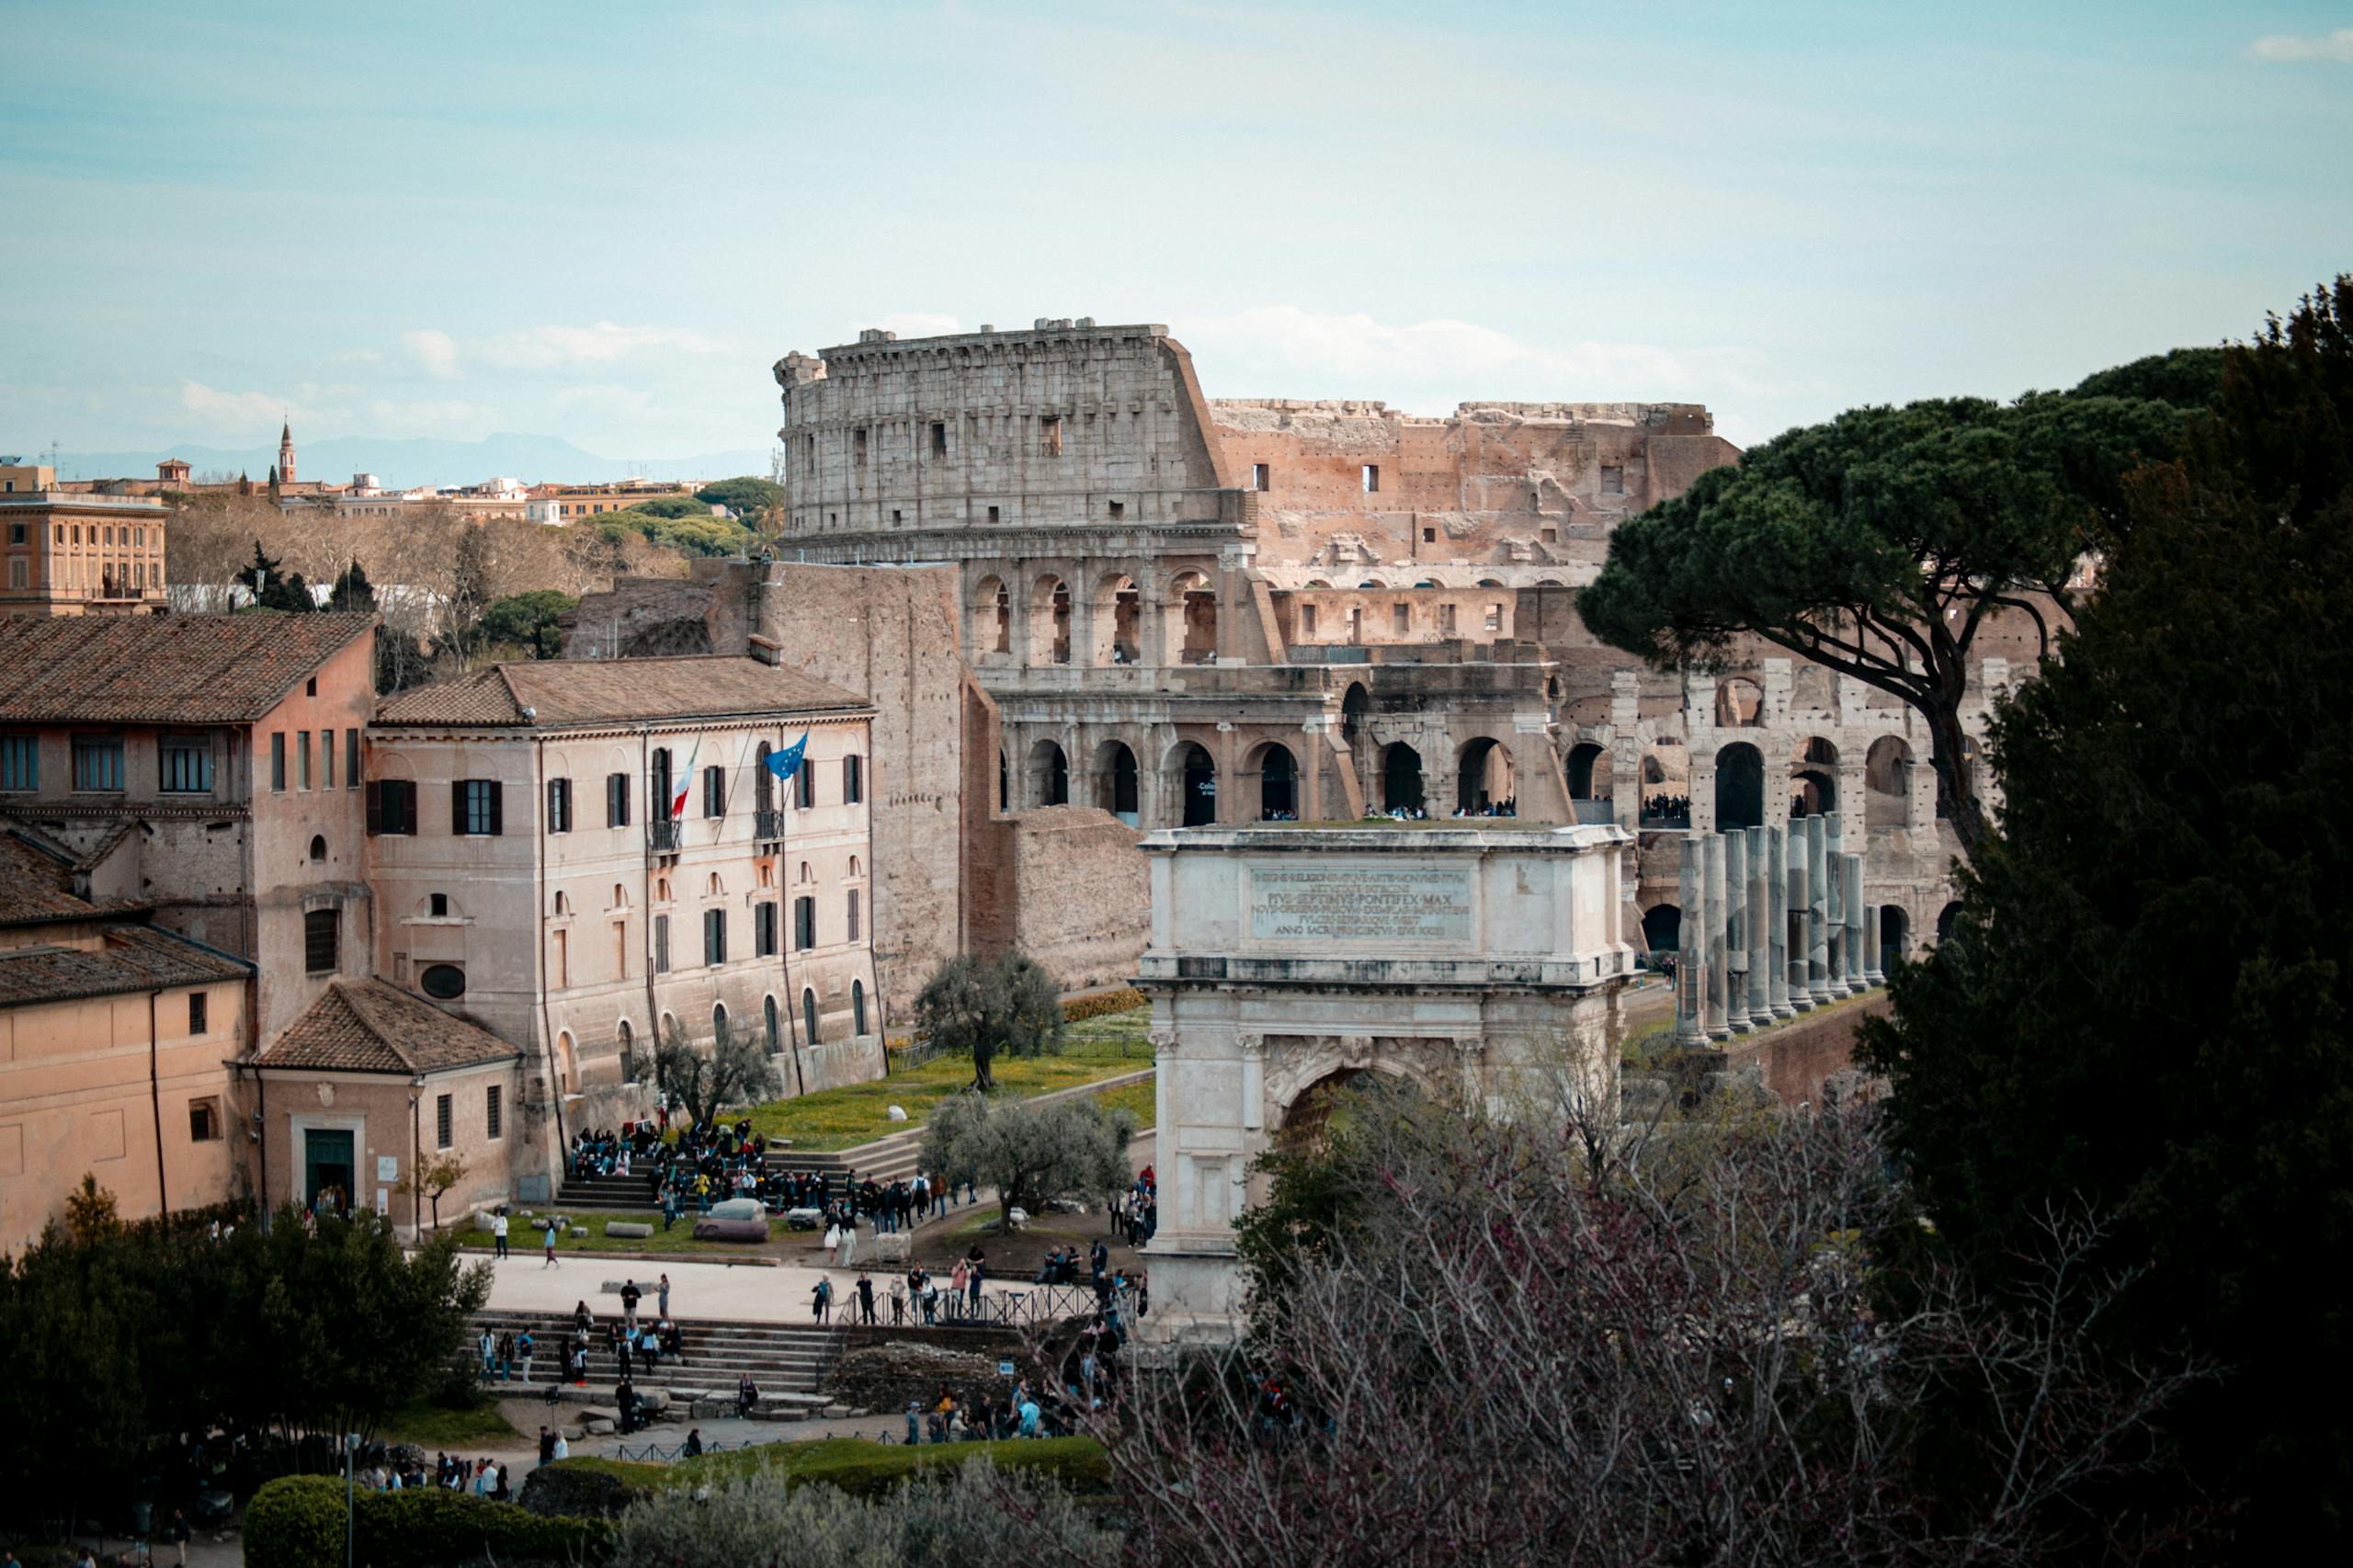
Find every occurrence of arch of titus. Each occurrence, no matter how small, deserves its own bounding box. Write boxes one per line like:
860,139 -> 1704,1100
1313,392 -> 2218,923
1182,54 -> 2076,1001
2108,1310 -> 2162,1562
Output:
1134,823 -> 1636,1342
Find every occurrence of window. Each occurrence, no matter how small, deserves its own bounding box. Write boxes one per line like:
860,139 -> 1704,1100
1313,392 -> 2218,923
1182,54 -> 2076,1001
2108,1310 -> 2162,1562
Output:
986,506 -> 1000,524
766,995 -> 782,1054
713,1004 -> 732,1048
303,908 -> 338,973
486,1085 -> 503,1141
1601,464 -> 1624,495
930,421 -> 947,456
606,771 -> 631,828
188,991 -> 209,1036
795,759 -> 814,809
847,887 -> 861,943
853,426 -> 868,466
1251,462 -> 1271,490
453,779 -> 503,835
547,776 -> 574,833
6,521 -> 21,543
435,1093 -> 453,1150
803,988 -> 821,1046
1108,499 -> 1124,520
853,979 -> 868,1037
1042,415 -> 1063,458
160,730 -> 212,786
703,765 -> 727,818
0,734 -> 34,791
6,560 -> 24,590
1362,464 -> 1380,493
650,748 -> 673,820
1422,528 -> 1437,544
756,900 -> 779,957
1392,604 -> 1410,636
72,734 -> 125,792
794,894 -> 816,951
305,676 -> 318,698
368,779 -> 418,835
429,892 -> 449,918
703,907 -> 727,966
654,913 -> 671,973
269,733 -> 286,792
1301,604 -> 1317,636
297,731 -> 312,790
308,835 -> 326,863
419,963 -> 466,999
842,754 -> 863,804
188,1096 -> 221,1142
1485,603 -> 1503,632
1439,604 -> 1457,636
345,729 -> 359,789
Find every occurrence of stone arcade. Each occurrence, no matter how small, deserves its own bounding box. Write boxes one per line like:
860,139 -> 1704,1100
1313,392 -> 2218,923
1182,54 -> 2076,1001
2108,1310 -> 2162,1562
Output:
1134,823 -> 1635,1343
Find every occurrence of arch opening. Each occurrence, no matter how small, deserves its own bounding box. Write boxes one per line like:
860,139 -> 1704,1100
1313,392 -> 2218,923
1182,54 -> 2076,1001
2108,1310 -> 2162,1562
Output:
974,575 -> 1010,656
1456,737 -> 1517,816
1168,571 -> 1218,665
1865,735 -> 1914,827
1714,741 -> 1765,831
1094,740 -> 1140,826
1381,743 -> 1425,815
1256,743 -> 1298,820
1170,741 -> 1217,827
1026,738 -> 1070,807
1029,574 -> 1072,665
1642,902 -> 1683,959
1095,572 -> 1139,665
1880,904 -> 1912,964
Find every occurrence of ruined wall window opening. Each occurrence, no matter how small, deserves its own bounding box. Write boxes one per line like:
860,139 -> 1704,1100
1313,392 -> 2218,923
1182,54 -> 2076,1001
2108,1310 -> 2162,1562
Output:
930,421 -> 947,457
1438,604 -> 1456,636
1256,744 -> 1298,820
1484,603 -> 1501,632
1108,500 -> 1124,520
803,988 -> 821,1046
1382,743 -> 1426,813
1250,462 -> 1270,491
853,427 -> 868,467
429,892 -> 449,918
309,835 -> 327,863
1301,604 -> 1317,636
1457,736 -> 1517,815
1361,464 -> 1380,494
1714,741 -> 1766,831
1042,415 -> 1064,458
1173,741 -> 1217,827
1601,465 -> 1624,495
1028,739 -> 1070,807
1392,604 -> 1409,636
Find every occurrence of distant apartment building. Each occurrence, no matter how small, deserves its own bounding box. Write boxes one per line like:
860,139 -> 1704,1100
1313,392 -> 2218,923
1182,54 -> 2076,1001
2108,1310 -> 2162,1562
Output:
0,613 -> 379,1044
0,463 -> 170,618
364,653 -> 883,1199
528,482 -> 709,525
0,824 -> 252,1252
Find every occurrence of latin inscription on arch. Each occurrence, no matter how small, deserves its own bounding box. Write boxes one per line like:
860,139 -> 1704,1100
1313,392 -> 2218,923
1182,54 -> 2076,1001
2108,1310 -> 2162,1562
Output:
1248,863 -> 1472,945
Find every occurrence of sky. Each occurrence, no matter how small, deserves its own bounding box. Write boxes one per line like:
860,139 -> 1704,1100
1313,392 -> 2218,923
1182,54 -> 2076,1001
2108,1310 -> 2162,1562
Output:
2,0 -> 2349,468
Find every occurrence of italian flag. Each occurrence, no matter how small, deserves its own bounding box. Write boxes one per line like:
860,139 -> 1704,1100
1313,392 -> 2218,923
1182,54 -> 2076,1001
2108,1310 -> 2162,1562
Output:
668,737 -> 701,821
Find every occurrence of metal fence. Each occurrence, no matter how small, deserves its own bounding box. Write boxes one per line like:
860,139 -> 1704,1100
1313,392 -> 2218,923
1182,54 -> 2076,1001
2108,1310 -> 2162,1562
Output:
615,1437 -> 751,1462
848,1282 -> 1103,1331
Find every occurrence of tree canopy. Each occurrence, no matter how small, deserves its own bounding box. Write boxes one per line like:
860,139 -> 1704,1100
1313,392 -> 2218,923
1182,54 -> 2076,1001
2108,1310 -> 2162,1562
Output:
627,1013 -> 782,1128
913,951 -> 1065,1092
476,588 -> 578,658
921,1092 -> 1134,1236
1859,278 -> 2353,1556
593,504 -> 757,559
1577,384 -> 2199,856
696,476 -> 786,519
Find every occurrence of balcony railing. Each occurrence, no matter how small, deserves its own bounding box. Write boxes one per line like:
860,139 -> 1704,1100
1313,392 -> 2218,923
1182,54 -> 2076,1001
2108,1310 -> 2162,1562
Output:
755,809 -> 786,844
648,820 -> 682,853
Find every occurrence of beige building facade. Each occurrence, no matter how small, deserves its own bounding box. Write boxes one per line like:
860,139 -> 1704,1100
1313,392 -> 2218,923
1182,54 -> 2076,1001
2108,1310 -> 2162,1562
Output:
365,653 -> 884,1199
1,463 -> 170,618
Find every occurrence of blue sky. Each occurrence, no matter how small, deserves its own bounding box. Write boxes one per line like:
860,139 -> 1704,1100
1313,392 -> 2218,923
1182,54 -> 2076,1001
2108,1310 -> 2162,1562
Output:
3,0 -> 2348,465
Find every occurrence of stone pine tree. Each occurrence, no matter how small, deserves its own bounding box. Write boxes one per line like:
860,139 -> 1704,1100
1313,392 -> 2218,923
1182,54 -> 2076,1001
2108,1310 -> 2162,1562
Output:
327,557 -> 377,612
1576,381 -> 2204,858
1859,278 -> 2353,1556
913,951 -> 1065,1093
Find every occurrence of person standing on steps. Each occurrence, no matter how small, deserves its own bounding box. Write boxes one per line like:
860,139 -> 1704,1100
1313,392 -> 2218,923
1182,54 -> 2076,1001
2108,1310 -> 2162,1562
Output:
658,1272 -> 671,1321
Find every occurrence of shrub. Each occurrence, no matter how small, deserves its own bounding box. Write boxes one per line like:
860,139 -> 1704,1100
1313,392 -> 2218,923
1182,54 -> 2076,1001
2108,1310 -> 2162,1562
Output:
244,1472 -> 610,1568
244,1475 -> 346,1568
1062,988 -> 1144,1024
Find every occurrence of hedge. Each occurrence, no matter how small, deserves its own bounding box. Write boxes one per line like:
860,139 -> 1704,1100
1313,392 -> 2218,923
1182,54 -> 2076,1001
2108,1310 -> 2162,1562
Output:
536,1436 -> 1109,1511
245,1473 -> 612,1568
1063,988 -> 1144,1024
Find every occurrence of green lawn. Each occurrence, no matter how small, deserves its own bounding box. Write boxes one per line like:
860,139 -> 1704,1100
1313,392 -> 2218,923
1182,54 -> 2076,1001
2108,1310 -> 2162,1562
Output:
1092,1075 -> 1155,1129
553,1435 -> 1107,1495
380,1396 -> 521,1447
740,1006 -> 1152,1153
459,1212 -> 785,1257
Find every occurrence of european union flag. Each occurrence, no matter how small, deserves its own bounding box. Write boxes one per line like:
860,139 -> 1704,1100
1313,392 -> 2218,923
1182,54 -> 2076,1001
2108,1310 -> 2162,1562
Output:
763,730 -> 811,781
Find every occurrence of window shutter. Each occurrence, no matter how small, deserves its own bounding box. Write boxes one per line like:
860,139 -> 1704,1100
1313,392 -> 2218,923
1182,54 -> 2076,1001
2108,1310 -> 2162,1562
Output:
487,781 -> 504,835
451,779 -> 467,834
366,780 -> 382,835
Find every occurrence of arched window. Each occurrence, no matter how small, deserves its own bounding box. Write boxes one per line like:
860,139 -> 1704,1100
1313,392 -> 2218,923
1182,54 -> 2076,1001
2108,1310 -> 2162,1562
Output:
712,1004 -> 731,1048
1256,744 -> 1297,819
656,876 -> 670,902
765,995 -> 782,1054
707,871 -> 723,897
1382,743 -> 1425,813
852,979 -> 868,1037
552,891 -> 571,916
612,883 -> 627,908
799,860 -> 813,884
802,987 -> 821,1046
1456,737 -> 1516,815
618,1017 -> 634,1072
1714,742 -> 1766,830
308,835 -> 327,862
847,855 -> 862,879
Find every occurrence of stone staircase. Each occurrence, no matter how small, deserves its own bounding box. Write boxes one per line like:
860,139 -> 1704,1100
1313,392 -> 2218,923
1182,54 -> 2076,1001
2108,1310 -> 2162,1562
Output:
474,1308 -> 847,1424
552,1170 -> 663,1211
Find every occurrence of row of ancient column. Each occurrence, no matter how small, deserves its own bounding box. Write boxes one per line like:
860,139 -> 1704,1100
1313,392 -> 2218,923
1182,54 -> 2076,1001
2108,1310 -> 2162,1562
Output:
1672,812 -> 1884,1045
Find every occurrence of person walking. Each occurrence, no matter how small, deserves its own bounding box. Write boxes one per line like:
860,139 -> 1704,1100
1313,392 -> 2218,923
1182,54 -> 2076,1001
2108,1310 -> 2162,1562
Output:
517,1328 -> 535,1385
493,1208 -> 509,1259
541,1216 -> 560,1267
165,1508 -> 191,1567
620,1278 -> 642,1332
811,1276 -> 833,1324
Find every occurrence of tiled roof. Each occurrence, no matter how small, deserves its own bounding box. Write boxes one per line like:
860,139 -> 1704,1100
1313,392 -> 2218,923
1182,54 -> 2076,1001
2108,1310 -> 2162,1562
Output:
258,979 -> 521,1075
374,654 -> 870,729
0,924 -> 251,1008
0,827 -> 97,926
0,613 -> 375,725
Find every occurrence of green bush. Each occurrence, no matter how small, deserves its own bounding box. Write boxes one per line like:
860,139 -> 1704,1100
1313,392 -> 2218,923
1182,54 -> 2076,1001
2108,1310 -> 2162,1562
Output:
244,1476 -> 346,1568
243,1472 -> 610,1568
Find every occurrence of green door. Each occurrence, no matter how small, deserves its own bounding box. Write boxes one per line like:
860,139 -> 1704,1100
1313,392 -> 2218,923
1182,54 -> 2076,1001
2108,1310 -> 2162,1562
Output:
303,1128 -> 355,1214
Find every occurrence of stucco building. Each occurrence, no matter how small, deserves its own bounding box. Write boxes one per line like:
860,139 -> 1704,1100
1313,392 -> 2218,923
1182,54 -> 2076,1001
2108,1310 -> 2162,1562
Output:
0,824 -> 253,1252
0,613 -> 380,1045
1,462 -> 171,618
364,652 -> 884,1199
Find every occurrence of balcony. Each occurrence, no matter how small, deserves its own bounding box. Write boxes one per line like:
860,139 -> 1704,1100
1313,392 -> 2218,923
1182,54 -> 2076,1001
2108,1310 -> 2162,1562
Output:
648,820 -> 682,854
755,809 -> 786,845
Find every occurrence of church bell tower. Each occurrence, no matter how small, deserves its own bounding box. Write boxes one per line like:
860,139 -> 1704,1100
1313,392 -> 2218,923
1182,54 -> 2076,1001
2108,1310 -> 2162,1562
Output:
278,419 -> 296,486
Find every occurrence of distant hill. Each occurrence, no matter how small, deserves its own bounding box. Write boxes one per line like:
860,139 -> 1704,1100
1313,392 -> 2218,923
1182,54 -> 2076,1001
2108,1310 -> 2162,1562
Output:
50,433 -> 776,491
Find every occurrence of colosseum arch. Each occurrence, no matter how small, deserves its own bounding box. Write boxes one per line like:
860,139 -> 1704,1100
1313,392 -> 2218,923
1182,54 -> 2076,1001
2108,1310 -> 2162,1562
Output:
1026,737 -> 1070,807
1791,736 -> 1838,817
1864,735 -> 1914,827
1093,738 -> 1140,824
1714,741 -> 1766,831
1165,740 -> 1218,826
1093,571 -> 1140,665
1029,574 -> 1073,665
1715,677 -> 1764,728
1456,736 -> 1517,815
1247,741 -> 1299,820
1167,570 -> 1218,665
972,574 -> 1010,656
1381,742 -> 1426,813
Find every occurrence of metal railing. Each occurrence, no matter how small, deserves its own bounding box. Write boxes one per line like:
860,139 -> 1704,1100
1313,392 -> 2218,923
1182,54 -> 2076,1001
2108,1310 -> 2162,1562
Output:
614,1437 -> 750,1462
870,1282 -> 1101,1330
648,820 -> 683,853
755,809 -> 785,843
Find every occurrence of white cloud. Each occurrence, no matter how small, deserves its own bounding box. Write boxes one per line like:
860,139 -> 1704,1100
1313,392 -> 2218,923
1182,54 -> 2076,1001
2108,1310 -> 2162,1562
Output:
403,328 -> 460,378
2247,28 -> 2353,62
1180,306 -> 1811,420
476,321 -> 733,370
179,380 -> 300,428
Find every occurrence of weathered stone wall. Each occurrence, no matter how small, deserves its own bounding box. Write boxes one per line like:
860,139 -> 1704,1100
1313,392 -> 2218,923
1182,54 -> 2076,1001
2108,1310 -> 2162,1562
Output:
1718,991 -> 1890,1107
1005,805 -> 1149,990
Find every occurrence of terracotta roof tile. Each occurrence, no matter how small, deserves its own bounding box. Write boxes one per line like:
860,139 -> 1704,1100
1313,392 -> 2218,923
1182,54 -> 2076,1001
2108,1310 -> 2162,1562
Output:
374,654 -> 870,729
0,828 -> 97,925
258,978 -> 520,1075
0,613 -> 375,725
0,924 -> 251,1008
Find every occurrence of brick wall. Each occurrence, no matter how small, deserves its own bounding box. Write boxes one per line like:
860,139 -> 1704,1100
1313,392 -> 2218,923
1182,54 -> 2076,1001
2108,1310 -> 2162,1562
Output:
1006,805 -> 1149,990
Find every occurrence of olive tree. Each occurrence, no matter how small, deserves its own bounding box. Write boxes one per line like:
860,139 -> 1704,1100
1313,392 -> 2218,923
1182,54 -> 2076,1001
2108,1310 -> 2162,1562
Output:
913,950 -> 1064,1092
922,1093 -> 1133,1236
